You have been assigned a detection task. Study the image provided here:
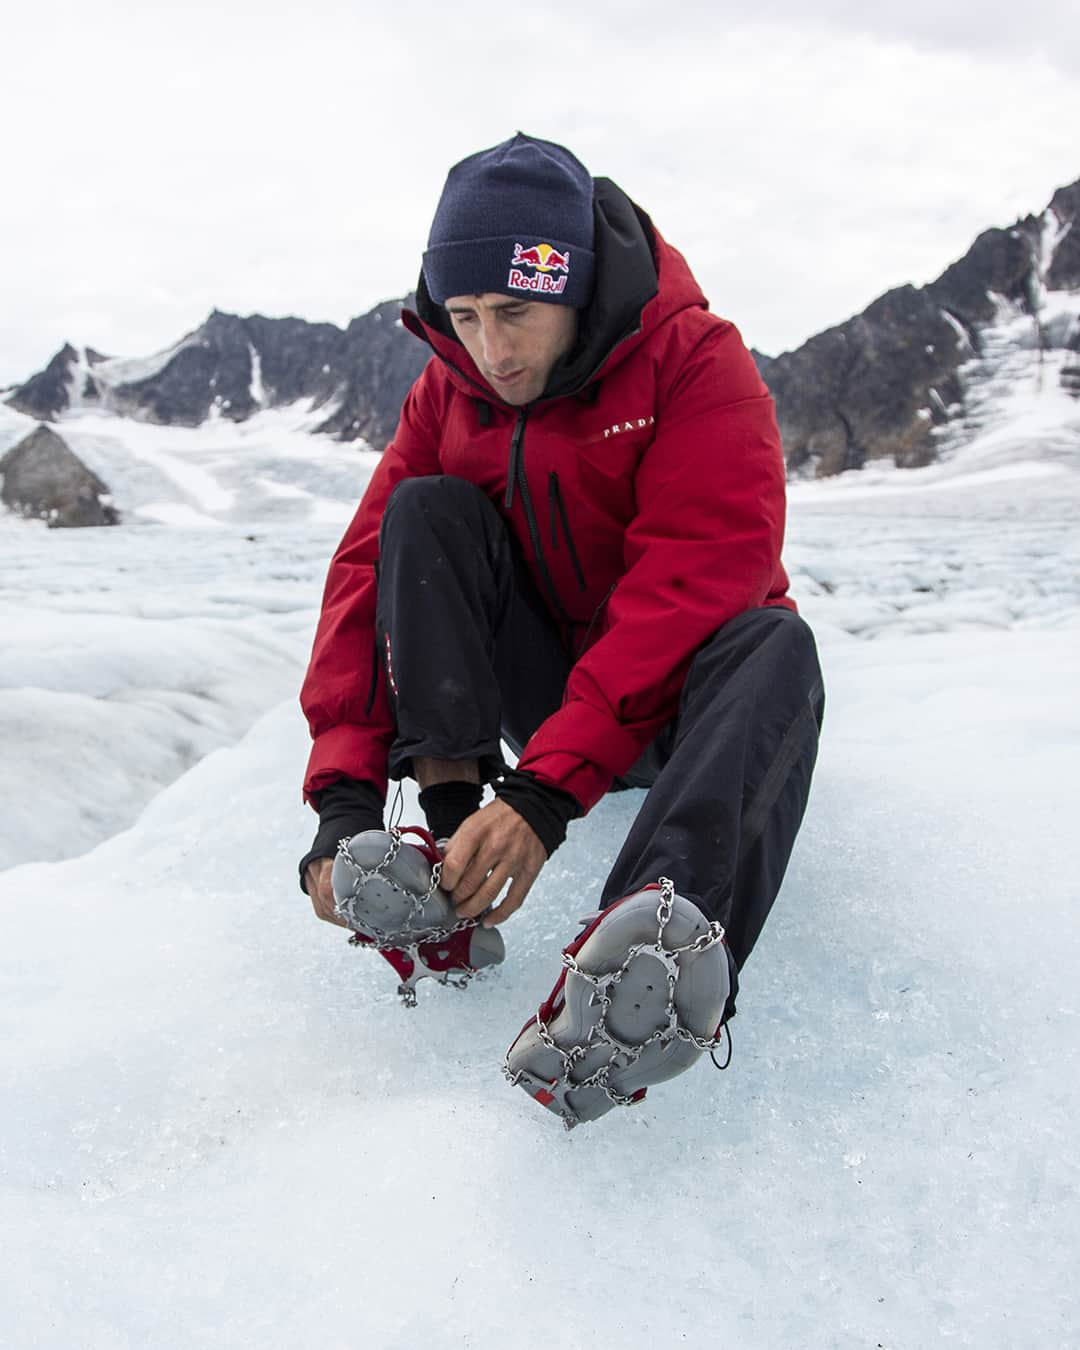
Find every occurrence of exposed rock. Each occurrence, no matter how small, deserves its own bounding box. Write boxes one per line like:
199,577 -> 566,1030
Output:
6,300 -> 429,451
313,296 -> 429,448
241,312 -> 342,407
7,343 -> 78,421
924,219 -> 1040,328
750,349 -> 775,385
763,286 -> 965,476
0,425 -> 119,527
1046,181 -> 1080,292
759,175 -> 1080,476
108,312 -> 256,426
103,309 -> 348,427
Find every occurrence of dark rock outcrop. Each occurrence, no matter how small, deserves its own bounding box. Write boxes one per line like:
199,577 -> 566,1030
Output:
763,287 -> 965,475
7,343 -> 79,421
312,296 -> 430,448
103,309 -> 344,427
1046,181 -> 1080,291
0,425 -> 119,527
757,175 -> 1080,475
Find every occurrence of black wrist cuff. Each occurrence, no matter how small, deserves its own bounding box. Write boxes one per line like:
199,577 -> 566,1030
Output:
493,768 -> 581,858
298,777 -> 384,892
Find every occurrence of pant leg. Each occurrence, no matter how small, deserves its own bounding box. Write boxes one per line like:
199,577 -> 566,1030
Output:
599,607 -> 825,1014
376,475 -> 571,782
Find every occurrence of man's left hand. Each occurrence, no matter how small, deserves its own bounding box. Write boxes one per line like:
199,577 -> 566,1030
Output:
439,798 -> 546,927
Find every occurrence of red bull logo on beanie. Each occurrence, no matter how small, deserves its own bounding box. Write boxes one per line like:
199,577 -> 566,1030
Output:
508,242 -> 570,295
511,242 -> 570,273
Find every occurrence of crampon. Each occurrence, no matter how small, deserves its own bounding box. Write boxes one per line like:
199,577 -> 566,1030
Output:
504,879 -> 730,1128
331,826 -> 504,1006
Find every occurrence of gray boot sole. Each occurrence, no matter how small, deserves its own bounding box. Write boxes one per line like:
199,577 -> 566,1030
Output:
331,829 -> 504,970
505,886 -> 728,1127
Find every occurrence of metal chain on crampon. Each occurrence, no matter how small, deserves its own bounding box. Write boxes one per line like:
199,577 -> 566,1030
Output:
333,828 -> 475,948
506,877 -> 727,1127
333,828 -> 481,1006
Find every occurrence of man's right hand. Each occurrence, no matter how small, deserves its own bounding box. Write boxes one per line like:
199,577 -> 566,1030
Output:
304,857 -> 349,927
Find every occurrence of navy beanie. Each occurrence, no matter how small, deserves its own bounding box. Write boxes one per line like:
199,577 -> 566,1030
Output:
423,132 -> 595,308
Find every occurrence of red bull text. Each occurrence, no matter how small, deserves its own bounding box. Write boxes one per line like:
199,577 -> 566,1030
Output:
508,241 -> 570,294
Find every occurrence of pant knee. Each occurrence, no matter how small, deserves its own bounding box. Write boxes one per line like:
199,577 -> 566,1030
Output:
686,607 -> 824,724
384,475 -> 492,532
777,613 -> 825,724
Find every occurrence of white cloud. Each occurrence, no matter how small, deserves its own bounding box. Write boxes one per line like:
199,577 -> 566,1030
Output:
745,0 -> 1080,73
1,0 -> 1078,383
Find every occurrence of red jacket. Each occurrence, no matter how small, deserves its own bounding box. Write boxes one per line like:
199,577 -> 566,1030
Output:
302,186 -> 793,814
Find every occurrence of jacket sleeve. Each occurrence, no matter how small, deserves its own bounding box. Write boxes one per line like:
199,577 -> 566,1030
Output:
515,320 -> 792,812
300,363 -> 444,803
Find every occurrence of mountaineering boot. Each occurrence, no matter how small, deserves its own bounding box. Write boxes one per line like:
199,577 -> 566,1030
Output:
331,826 -> 504,1005
504,880 -> 730,1128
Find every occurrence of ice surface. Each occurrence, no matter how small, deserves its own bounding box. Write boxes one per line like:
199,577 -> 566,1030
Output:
0,513 -> 331,869
2,613 -> 1078,1347
1,326 -> 1079,1346
0,400 -> 366,867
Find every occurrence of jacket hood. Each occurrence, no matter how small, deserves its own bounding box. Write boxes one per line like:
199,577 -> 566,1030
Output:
402,178 -> 709,403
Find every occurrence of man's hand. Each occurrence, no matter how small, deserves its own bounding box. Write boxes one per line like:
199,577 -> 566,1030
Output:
439,798 -> 546,927
304,857 -> 349,927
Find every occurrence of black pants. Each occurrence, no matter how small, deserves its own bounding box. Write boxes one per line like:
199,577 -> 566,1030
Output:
377,476 -> 824,1013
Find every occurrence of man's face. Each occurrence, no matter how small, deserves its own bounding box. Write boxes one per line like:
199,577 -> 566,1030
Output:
444,294 -> 578,406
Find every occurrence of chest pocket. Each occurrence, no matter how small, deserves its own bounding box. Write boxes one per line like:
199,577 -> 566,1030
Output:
571,421 -> 655,522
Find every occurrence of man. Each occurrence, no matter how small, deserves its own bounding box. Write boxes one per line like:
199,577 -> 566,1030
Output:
299,133 -> 824,1128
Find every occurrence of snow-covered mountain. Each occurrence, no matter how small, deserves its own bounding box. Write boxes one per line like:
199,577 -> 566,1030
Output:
763,178 -> 1080,475
5,298 -> 427,453
5,176 -> 1079,473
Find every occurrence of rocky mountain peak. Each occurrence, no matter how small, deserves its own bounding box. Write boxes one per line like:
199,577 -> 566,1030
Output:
4,299 -> 426,448
763,174 -> 1080,476
7,343 -> 80,420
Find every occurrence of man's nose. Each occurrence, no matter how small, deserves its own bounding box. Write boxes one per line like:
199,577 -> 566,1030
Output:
480,320 -> 513,370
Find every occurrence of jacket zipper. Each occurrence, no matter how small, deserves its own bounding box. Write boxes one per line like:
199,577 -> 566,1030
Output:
503,409 -> 571,625
504,411 -> 527,510
548,471 -> 587,592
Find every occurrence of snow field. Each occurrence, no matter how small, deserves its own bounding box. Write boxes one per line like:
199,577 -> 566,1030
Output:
2,617 -> 1078,1348
0,515 -> 334,870
2,312 -> 1080,1346
0,401 -> 376,531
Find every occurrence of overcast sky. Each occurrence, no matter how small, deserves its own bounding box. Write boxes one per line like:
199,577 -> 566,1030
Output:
2,0 -> 1079,386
